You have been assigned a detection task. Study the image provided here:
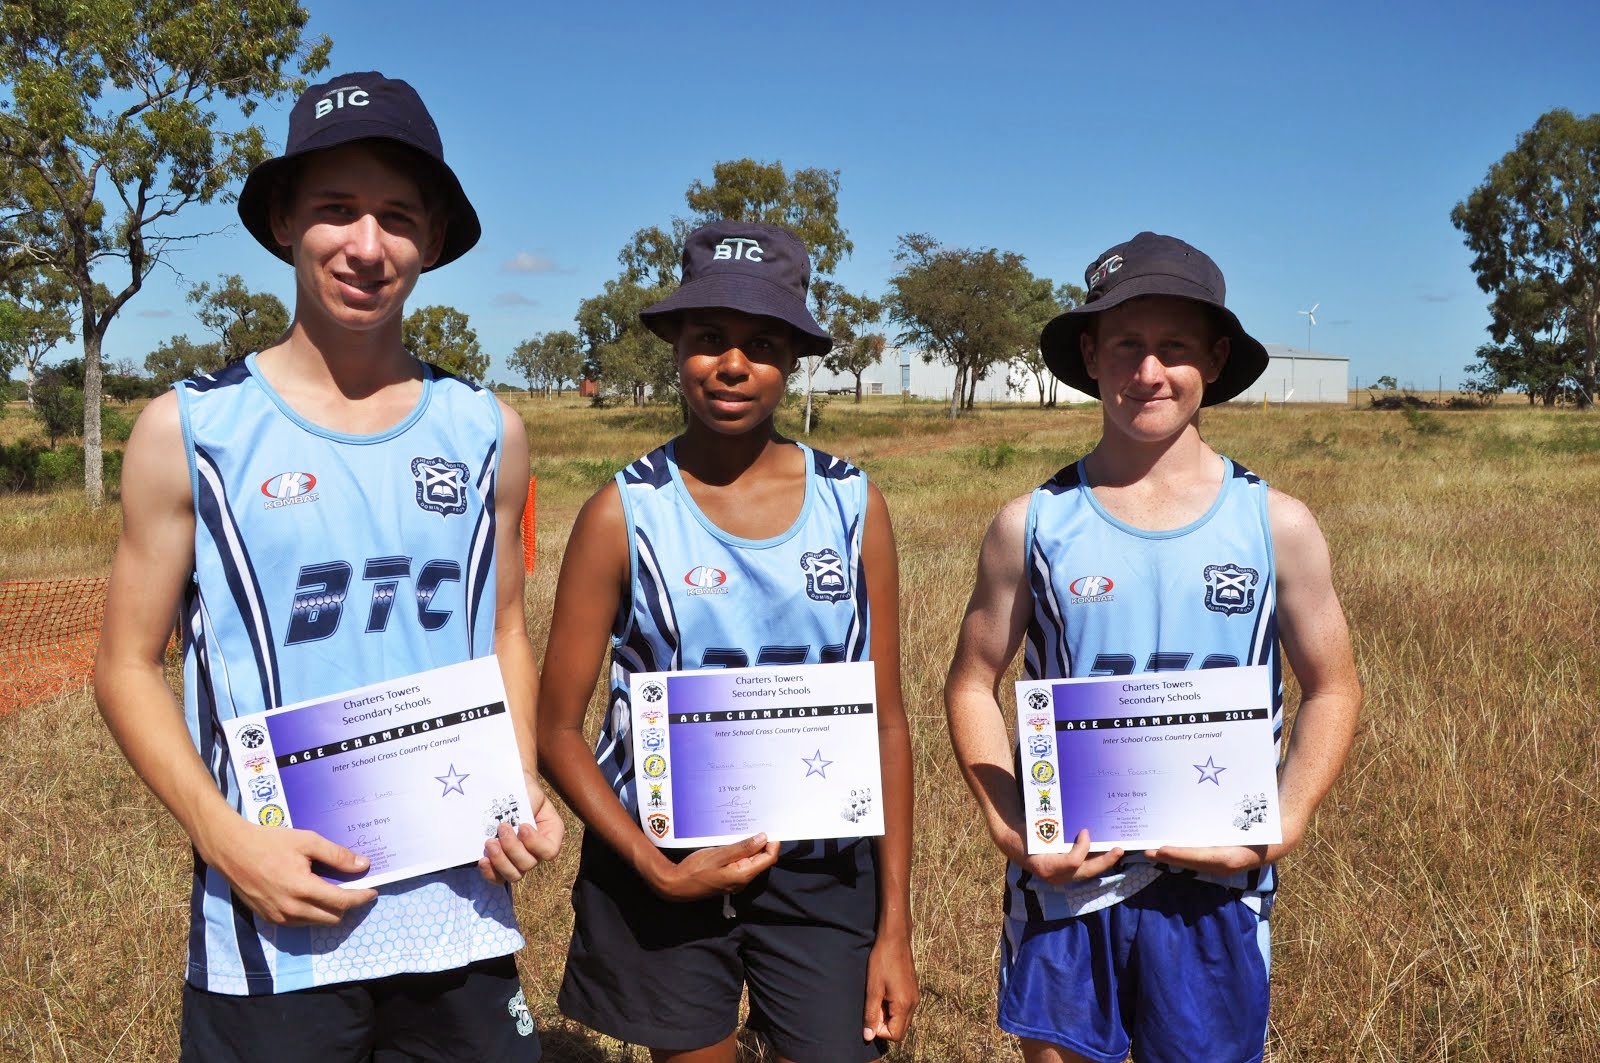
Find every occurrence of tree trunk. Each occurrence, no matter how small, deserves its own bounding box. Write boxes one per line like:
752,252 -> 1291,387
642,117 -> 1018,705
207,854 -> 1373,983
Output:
854,374 -> 863,403
965,365 -> 979,410
83,325 -> 105,507
947,364 -> 965,419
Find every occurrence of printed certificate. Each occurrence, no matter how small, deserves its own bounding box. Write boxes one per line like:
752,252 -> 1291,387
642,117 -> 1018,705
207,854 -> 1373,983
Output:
222,657 -> 533,889
1016,666 -> 1281,853
628,661 -> 884,847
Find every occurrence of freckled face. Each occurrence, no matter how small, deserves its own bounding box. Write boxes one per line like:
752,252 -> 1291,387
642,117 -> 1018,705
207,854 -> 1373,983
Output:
269,142 -> 444,334
1081,296 -> 1228,440
675,309 -> 799,434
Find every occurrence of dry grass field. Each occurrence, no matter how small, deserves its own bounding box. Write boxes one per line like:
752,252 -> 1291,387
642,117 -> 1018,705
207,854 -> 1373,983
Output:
1,395 -> 1596,1061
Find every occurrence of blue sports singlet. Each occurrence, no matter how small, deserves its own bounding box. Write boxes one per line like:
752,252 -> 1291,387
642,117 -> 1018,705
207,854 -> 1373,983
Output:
175,354 -> 523,995
1007,455 -> 1282,928
594,441 -> 870,844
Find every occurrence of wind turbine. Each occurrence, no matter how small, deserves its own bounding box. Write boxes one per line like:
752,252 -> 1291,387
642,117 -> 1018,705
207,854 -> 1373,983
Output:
1297,302 -> 1319,353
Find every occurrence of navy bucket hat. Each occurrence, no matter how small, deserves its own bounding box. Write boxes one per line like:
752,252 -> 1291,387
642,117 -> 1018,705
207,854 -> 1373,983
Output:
236,71 -> 481,271
639,221 -> 834,358
1039,232 -> 1269,406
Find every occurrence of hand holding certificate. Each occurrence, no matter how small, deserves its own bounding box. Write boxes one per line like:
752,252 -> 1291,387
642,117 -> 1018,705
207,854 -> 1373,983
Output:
221,657 -> 534,889
1016,666 -> 1282,854
629,661 -> 884,847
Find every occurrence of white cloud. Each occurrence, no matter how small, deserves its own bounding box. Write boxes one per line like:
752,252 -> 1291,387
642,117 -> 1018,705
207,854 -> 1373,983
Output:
493,291 -> 538,308
501,251 -> 559,274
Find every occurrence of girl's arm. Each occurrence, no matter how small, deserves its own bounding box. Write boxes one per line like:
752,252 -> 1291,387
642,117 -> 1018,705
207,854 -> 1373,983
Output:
537,484 -> 778,900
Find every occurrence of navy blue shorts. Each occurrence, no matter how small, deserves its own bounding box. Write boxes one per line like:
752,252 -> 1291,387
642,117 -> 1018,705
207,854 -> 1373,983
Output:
998,875 -> 1271,1063
180,955 -> 539,1063
558,831 -> 884,1063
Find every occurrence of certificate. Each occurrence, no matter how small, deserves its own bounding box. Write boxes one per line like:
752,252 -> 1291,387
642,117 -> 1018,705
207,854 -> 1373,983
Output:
1016,666 -> 1281,853
629,661 -> 884,847
221,657 -> 533,889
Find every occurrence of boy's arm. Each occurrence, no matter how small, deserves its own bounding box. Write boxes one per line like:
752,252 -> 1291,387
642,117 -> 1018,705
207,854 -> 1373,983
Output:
860,482 -> 918,1043
95,393 -> 378,926
1148,489 -> 1361,872
536,484 -> 778,901
944,496 -> 1126,883
477,400 -> 564,884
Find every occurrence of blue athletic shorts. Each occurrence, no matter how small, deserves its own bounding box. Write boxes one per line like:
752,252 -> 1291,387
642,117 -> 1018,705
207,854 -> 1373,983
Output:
997,874 -> 1271,1063
559,831 -> 884,1063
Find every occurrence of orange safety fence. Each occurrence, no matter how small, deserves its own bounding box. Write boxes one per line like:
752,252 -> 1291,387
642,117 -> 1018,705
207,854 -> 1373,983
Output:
522,475 -> 537,574
2,481 -> 539,716
0,577 -> 109,715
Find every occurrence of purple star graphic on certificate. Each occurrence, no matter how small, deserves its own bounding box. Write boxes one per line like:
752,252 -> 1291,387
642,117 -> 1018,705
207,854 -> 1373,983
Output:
1193,756 -> 1227,785
436,763 -> 470,797
802,749 -> 833,779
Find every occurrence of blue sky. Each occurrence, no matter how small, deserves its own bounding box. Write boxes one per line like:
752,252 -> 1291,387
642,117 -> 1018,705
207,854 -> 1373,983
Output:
72,0 -> 1600,393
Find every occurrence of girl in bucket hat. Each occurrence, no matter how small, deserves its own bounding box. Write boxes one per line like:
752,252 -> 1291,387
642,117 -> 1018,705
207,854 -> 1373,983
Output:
945,233 -> 1361,1063
539,220 -> 919,1062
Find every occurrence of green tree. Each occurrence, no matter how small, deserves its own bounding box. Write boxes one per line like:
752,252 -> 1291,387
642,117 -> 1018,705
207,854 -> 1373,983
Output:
886,234 -> 1039,418
808,281 -> 881,425
33,364 -> 83,447
825,332 -> 887,404
0,1 -> 330,504
576,278 -> 674,407
597,159 -> 864,413
1465,337 -> 1580,406
0,268 -> 76,406
508,329 -> 583,396
1451,108 -> 1600,408
1011,281 -> 1084,407
403,305 -> 488,381
189,273 -> 289,365
145,334 -> 222,388
104,357 -> 153,403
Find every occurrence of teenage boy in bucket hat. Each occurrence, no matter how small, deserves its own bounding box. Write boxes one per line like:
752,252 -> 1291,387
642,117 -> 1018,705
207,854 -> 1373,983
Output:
944,232 -> 1361,1063
96,71 -> 561,1061
539,219 -> 919,1062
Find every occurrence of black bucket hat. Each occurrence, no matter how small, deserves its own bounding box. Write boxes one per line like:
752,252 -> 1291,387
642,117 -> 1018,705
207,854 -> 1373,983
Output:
236,71 -> 480,271
639,221 -> 834,358
1039,232 -> 1269,406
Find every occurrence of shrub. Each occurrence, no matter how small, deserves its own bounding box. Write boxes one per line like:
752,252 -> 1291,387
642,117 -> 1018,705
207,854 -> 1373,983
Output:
102,404 -> 135,443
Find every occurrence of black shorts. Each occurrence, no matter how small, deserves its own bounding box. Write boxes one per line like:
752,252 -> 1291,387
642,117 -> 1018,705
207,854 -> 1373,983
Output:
180,955 -> 539,1063
558,832 -> 884,1063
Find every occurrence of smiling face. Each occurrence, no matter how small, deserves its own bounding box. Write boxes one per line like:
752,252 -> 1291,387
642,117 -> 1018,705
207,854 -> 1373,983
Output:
1081,296 -> 1229,442
269,141 -> 445,338
673,309 -> 799,435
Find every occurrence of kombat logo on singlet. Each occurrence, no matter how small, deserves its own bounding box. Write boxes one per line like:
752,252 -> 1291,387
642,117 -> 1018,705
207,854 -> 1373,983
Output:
684,566 -> 729,596
260,471 -> 319,510
1068,574 -> 1116,605
411,456 -> 470,517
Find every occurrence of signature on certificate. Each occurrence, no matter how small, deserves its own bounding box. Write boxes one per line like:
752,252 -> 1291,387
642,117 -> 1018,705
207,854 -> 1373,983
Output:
325,789 -> 397,814
718,795 -> 753,810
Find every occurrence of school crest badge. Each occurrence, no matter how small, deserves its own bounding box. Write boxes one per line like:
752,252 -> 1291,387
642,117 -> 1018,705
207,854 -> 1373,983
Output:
1202,563 -> 1259,617
1035,819 -> 1061,844
411,456 -> 470,517
647,813 -> 670,838
799,548 -> 851,603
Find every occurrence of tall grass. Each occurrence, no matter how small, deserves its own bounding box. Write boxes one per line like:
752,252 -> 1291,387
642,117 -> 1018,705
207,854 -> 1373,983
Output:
2,396 -> 1595,1060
